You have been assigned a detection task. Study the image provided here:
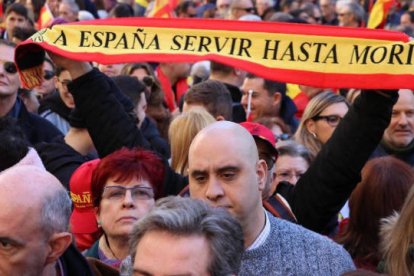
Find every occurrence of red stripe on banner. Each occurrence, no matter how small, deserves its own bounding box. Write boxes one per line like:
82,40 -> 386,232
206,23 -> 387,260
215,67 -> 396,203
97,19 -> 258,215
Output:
67,18 -> 409,42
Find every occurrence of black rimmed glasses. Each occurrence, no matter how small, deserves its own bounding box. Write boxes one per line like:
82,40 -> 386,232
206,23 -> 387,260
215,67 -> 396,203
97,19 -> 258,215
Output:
2,61 -> 17,74
312,115 -> 343,127
102,185 -> 154,201
43,70 -> 55,80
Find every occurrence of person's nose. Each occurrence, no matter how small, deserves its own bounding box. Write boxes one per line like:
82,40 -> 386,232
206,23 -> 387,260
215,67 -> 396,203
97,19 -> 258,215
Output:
398,113 -> 408,126
122,189 -> 135,208
205,177 -> 224,202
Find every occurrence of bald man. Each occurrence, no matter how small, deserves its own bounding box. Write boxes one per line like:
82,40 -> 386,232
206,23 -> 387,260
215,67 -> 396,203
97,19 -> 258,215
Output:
0,165 -> 93,275
188,121 -> 355,275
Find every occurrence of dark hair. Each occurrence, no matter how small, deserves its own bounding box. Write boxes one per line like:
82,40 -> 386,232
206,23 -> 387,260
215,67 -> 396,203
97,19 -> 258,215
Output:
246,73 -> 286,96
0,117 -> 29,171
109,3 -> 134,17
175,0 -> 197,16
406,11 -> 414,23
112,75 -> 147,107
91,148 -> 165,207
5,3 -> 28,18
337,156 -> 414,265
210,61 -> 233,75
44,57 -> 56,72
184,80 -> 233,120
11,26 -> 36,41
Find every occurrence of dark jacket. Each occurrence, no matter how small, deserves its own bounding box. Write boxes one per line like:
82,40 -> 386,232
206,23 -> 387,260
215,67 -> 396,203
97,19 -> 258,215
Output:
277,90 -> 398,234
60,244 -> 94,276
141,116 -> 170,159
38,91 -> 72,121
69,69 -> 187,196
280,95 -> 299,133
370,140 -> 414,166
10,97 -> 62,146
35,135 -> 96,189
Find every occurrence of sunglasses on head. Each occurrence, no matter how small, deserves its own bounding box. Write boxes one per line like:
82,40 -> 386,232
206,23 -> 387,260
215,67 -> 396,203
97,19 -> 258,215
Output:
43,70 -> 55,80
3,62 -> 17,74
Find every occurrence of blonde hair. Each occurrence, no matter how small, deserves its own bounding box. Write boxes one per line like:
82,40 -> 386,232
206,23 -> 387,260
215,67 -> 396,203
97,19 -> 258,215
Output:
169,108 -> 215,175
380,185 -> 414,276
293,91 -> 348,158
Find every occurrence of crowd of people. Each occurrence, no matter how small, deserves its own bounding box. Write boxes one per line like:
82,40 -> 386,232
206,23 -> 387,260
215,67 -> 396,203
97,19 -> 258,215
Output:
1,0 -> 414,275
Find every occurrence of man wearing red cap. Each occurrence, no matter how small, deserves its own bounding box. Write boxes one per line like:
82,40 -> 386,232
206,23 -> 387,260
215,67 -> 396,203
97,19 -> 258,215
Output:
240,121 -> 296,222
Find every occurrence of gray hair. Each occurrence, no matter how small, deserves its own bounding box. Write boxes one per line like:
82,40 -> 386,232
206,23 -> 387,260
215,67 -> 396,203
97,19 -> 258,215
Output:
345,2 -> 366,25
40,189 -> 72,238
61,0 -> 80,13
277,140 -> 314,166
129,196 -> 244,275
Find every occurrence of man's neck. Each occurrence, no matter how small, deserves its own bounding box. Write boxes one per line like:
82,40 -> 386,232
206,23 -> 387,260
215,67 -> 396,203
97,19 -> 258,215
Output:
0,94 -> 17,117
243,205 -> 266,249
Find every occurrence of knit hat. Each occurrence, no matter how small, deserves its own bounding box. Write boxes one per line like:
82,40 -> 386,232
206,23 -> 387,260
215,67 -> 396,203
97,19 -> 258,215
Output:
240,121 -> 278,158
69,159 -> 100,234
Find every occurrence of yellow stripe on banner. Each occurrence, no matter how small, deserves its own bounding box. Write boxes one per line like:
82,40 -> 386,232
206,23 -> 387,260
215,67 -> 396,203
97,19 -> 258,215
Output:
33,24 -> 414,76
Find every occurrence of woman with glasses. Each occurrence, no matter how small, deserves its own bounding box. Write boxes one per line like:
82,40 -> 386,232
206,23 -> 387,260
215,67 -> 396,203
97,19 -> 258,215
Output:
294,91 -> 349,158
85,147 -> 165,268
273,141 -> 313,186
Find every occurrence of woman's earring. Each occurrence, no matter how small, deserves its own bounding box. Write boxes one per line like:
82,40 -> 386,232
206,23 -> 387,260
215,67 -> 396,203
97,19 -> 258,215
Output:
311,132 -> 317,138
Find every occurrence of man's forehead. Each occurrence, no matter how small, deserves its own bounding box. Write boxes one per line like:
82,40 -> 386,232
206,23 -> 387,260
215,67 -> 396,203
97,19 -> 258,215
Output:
7,12 -> 26,19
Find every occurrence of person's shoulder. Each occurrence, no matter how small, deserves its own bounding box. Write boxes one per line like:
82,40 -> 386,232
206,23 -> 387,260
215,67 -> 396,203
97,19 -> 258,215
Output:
269,215 -> 352,258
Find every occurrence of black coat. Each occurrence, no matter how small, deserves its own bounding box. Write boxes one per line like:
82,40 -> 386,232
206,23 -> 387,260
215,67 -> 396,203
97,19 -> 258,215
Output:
15,98 -> 62,145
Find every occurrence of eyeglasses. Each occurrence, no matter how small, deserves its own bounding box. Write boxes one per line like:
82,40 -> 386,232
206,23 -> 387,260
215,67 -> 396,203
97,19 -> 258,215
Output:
275,171 -> 304,181
2,61 -> 17,74
43,70 -> 55,80
312,115 -> 343,127
259,152 -> 276,170
102,185 -> 154,201
59,79 -> 72,86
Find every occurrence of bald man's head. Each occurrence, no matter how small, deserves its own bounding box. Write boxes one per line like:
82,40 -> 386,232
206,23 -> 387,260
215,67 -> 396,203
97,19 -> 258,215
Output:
190,121 -> 259,165
188,121 -> 267,237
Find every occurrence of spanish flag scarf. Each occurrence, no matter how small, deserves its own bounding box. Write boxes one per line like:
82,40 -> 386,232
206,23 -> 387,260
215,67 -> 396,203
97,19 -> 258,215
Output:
14,17 -> 414,90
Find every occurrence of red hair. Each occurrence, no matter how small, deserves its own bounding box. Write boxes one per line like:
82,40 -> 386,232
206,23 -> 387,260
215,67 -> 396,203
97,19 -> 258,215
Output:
91,147 -> 165,207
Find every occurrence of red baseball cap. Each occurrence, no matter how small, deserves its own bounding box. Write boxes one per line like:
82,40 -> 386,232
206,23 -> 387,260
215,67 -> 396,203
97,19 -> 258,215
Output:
240,121 -> 278,158
69,159 -> 100,234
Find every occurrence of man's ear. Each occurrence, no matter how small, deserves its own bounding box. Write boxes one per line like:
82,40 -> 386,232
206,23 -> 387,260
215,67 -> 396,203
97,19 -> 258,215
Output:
272,92 -> 282,107
45,232 -> 72,265
215,115 -> 225,121
256,159 -> 267,192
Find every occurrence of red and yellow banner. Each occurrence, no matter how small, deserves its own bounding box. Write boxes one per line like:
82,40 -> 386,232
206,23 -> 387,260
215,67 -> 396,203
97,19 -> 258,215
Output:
15,18 -> 414,89
147,0 -> 178,18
